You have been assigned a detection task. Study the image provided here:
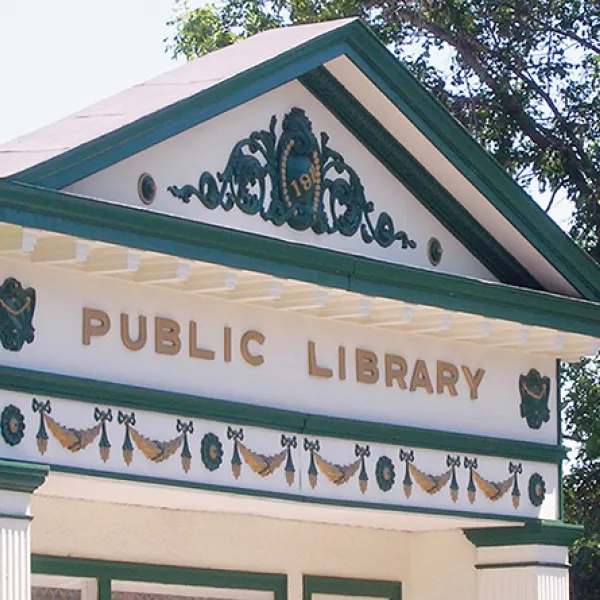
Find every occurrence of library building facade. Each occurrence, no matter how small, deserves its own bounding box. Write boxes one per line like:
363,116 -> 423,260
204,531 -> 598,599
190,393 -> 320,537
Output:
0,18 -> 599,600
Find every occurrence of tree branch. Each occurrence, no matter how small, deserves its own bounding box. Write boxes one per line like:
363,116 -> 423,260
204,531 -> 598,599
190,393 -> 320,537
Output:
545,186 -> 561,213
546,26 -> 600,54
385,4 -> 598,200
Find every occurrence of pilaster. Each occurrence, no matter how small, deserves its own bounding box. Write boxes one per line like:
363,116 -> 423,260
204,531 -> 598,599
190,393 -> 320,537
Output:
0,459 -> 49,600
464,521 -> 582,600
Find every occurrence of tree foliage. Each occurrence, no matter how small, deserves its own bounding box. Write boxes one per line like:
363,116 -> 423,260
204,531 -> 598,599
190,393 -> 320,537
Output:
166,4 -> 600,597
562,359 -> 600,600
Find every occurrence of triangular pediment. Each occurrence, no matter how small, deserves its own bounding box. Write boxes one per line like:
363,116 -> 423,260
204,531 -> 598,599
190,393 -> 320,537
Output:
62,81 -> 498,282
2,19 -> 599,299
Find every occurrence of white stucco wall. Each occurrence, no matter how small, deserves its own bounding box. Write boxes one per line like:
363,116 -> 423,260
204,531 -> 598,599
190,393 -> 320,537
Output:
30,495 -> 477,600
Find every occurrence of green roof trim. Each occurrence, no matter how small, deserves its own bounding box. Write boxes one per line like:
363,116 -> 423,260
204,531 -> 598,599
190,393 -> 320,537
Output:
299,67 -> 542,290
464,520 -> 583,547
12,36 -> 353,190
0,458 -> 49,494
6,19 -> 600,300
1,180 -> 600,340
341,25 -> 600,301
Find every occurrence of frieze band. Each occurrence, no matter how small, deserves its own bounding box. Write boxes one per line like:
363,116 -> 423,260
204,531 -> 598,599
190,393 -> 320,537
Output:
0,396 -> 549,514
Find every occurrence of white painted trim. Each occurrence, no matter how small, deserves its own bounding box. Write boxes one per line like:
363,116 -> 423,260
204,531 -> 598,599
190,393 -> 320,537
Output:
477,545 -> 569,566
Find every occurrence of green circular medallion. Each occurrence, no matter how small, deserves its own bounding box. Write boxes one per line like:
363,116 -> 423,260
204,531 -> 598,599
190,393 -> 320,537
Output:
1,404 -> 25,446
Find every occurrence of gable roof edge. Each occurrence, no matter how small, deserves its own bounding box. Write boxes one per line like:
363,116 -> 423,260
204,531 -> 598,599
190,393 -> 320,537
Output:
342,22 -> 600,302
5,18 -> 600,301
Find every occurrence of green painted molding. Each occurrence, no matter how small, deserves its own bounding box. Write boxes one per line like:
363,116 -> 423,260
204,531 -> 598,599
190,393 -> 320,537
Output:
0,364 -> 566,463
98,576 -> 111,600
1,181 -> 600,340
556,359 -> 565,521
6,19 -> 600,300
475,561 -> 568,570
32,555 -> 288,600
0,512 -> 33,521
299,67 -> 540,290
464,520 -> 583,547
0,458 -> 48,493
303,575 -> 401,600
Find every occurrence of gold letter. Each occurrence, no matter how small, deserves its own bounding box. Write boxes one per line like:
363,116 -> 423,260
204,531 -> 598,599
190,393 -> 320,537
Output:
437,361 -> 459,396
410,359 -> 434,394
155,317 -> 181,356
385,354 -> 408,389
462,366 -> 486,400
338,345 -> 347,381
189,321 -> 215,360
120,313 -> 147,351
356,348 -> 379,384
82,308 -> 111,346
241,330 -> 265,366
224,326 -> 232,362
308,341 -> 333,378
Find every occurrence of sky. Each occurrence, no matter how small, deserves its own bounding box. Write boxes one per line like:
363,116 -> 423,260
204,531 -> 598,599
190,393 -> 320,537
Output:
0,0 -> 184,143
0,0 -> 572,226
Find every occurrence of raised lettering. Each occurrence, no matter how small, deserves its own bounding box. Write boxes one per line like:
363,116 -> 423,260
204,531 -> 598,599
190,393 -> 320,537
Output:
385,353 -> 408,389
155,317 -> 181,356
338,345 -> 347,381
308,340 -> 333,378
410,359 -> 434,394
241,330 -> 265,366
437,361 -> 459,396
462,366 -> 486,400
82,308 -> 111,346
120,313 -> 147,351
224,326 -> 232,362
189,321 -> 215,360
356,348 -> 379,384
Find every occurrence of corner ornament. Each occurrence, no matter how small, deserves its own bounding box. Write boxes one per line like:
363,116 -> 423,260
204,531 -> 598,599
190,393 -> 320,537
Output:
519,368 -> 551,429
167,108 -> 417,251
0,277 -> 36,351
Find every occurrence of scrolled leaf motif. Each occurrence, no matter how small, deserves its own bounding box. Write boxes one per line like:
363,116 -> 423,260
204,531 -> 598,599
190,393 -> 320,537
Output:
519,368 -> 551,429
0,277 -> 36,352
168,115 -> 277,216
168,108 -> 416,251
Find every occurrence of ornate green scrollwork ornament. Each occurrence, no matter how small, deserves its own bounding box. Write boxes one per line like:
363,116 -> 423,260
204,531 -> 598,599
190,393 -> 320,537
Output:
1,404 -> 25,446
519,368 -> 551,429
0,277 -> 36,352
168,108 -> 417,251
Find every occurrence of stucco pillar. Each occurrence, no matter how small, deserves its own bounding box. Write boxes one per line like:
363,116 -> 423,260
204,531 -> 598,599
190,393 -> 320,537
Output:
0,460 -> 48,600
464,522 -> 581,600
